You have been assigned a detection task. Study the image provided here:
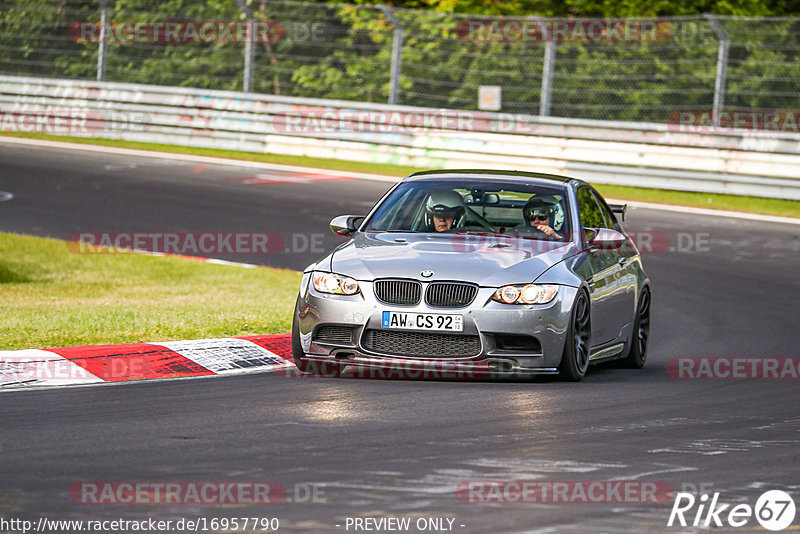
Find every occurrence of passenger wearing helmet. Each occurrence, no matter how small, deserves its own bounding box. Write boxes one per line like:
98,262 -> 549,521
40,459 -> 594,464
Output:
424,190 -> 465,232
522,196 -> 563,240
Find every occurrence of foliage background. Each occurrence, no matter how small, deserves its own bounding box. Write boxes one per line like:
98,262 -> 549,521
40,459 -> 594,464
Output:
1,0 -> 798,122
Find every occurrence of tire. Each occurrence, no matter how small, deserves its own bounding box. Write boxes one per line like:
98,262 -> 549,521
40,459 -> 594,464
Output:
621,287 -> 650,369
291,303 -> 313,374
558,290 -> 591,381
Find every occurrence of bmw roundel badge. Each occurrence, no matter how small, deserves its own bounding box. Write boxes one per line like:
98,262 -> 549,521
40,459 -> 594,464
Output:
421,270 -> 434,278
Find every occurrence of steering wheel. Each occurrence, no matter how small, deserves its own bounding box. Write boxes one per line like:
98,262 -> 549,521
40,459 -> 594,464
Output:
516,225 -> 549,238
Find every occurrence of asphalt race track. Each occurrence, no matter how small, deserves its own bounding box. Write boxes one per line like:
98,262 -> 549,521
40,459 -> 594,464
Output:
1,140 -> 799,533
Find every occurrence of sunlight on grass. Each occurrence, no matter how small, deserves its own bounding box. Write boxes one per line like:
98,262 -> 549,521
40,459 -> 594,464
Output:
0,232 -> 301,350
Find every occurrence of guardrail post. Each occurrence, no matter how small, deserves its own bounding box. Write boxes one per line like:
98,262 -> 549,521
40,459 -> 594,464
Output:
377,5 -> 404,105
705,14 -> 729,128
539,29 -> 556,117
96,0 -> 109,81
235,0 -> 255,93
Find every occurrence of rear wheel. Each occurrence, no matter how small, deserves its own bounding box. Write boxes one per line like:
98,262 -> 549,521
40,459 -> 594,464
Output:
621,287 -> 650,369
558,290 -> 591,381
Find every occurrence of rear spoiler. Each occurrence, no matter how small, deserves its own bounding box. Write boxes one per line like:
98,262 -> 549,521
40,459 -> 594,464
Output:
608,203 -> 627,221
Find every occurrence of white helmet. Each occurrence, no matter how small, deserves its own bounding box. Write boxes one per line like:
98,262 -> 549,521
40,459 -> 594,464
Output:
424,190 -> 465,229
523,195 -> 565,232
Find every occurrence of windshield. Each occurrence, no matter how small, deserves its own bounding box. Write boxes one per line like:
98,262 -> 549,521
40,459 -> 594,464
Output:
364,179 -> 571,240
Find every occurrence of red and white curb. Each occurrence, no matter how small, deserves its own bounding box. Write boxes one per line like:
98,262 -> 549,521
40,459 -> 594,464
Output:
0,335 -> 294,390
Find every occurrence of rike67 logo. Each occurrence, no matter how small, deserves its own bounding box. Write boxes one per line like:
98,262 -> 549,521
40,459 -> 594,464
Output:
668,490 -> 796,531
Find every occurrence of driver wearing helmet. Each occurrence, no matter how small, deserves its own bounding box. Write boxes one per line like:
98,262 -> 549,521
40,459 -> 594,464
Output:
424,190 -> 465,232
522,196 -> 563,240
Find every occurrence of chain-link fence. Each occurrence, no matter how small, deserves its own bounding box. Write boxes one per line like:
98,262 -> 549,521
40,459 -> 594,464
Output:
2,0 -> 799,124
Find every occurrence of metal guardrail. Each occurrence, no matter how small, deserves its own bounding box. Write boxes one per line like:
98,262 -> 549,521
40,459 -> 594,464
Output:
4,3 -> 800,124
1,75 -> 799,200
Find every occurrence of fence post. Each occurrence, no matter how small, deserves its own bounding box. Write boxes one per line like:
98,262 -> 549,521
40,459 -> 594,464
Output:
96,0 -> 109,81
235,0 -> 255,93
378,5 -> 404,105
705,14 -> 729,127
539,26 -> 556,117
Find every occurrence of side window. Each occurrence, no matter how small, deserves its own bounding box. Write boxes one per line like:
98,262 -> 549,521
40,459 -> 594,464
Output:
577,187 -> 606,229
590,190 -> 618,230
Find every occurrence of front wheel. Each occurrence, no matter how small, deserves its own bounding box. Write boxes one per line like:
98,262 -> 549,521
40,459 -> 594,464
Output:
558,290 -> 591,381
621,287 -> 650,369
291,303 -> 312,373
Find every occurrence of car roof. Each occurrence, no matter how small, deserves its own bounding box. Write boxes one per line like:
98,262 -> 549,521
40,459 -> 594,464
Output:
403,169 -> 584,188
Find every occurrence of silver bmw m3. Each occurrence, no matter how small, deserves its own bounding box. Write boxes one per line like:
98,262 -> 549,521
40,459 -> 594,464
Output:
291,170 -> 650,381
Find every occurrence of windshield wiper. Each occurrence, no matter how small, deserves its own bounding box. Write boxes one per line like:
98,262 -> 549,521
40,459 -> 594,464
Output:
452,229 -> 515,237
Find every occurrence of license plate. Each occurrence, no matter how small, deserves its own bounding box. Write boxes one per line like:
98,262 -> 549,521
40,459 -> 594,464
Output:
381,311 -> 463,332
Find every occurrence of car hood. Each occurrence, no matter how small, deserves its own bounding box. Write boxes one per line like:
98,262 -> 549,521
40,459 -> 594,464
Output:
329,232 -> 579,287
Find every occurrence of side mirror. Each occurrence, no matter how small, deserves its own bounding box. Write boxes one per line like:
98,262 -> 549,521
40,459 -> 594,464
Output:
330,215 -> 363,237
588,228 -> 627,250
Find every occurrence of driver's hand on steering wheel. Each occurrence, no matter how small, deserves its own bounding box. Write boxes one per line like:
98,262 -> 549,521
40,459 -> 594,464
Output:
536,224 -> 562,239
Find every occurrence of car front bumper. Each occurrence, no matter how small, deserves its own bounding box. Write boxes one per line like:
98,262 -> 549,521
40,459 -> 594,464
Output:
295,273 -> 579,377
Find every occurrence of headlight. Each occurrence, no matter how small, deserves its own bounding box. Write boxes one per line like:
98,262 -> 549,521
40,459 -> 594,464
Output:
493,284 -> 558,304
312,272 -> 360,295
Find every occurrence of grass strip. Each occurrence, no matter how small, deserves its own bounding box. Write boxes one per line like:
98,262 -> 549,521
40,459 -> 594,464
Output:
0,232 -> 300,350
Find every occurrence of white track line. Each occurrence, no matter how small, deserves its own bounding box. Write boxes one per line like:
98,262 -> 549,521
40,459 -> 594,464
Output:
608,198 -> 800,226
1,135 -> 798,225
0,136 -> 395,181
